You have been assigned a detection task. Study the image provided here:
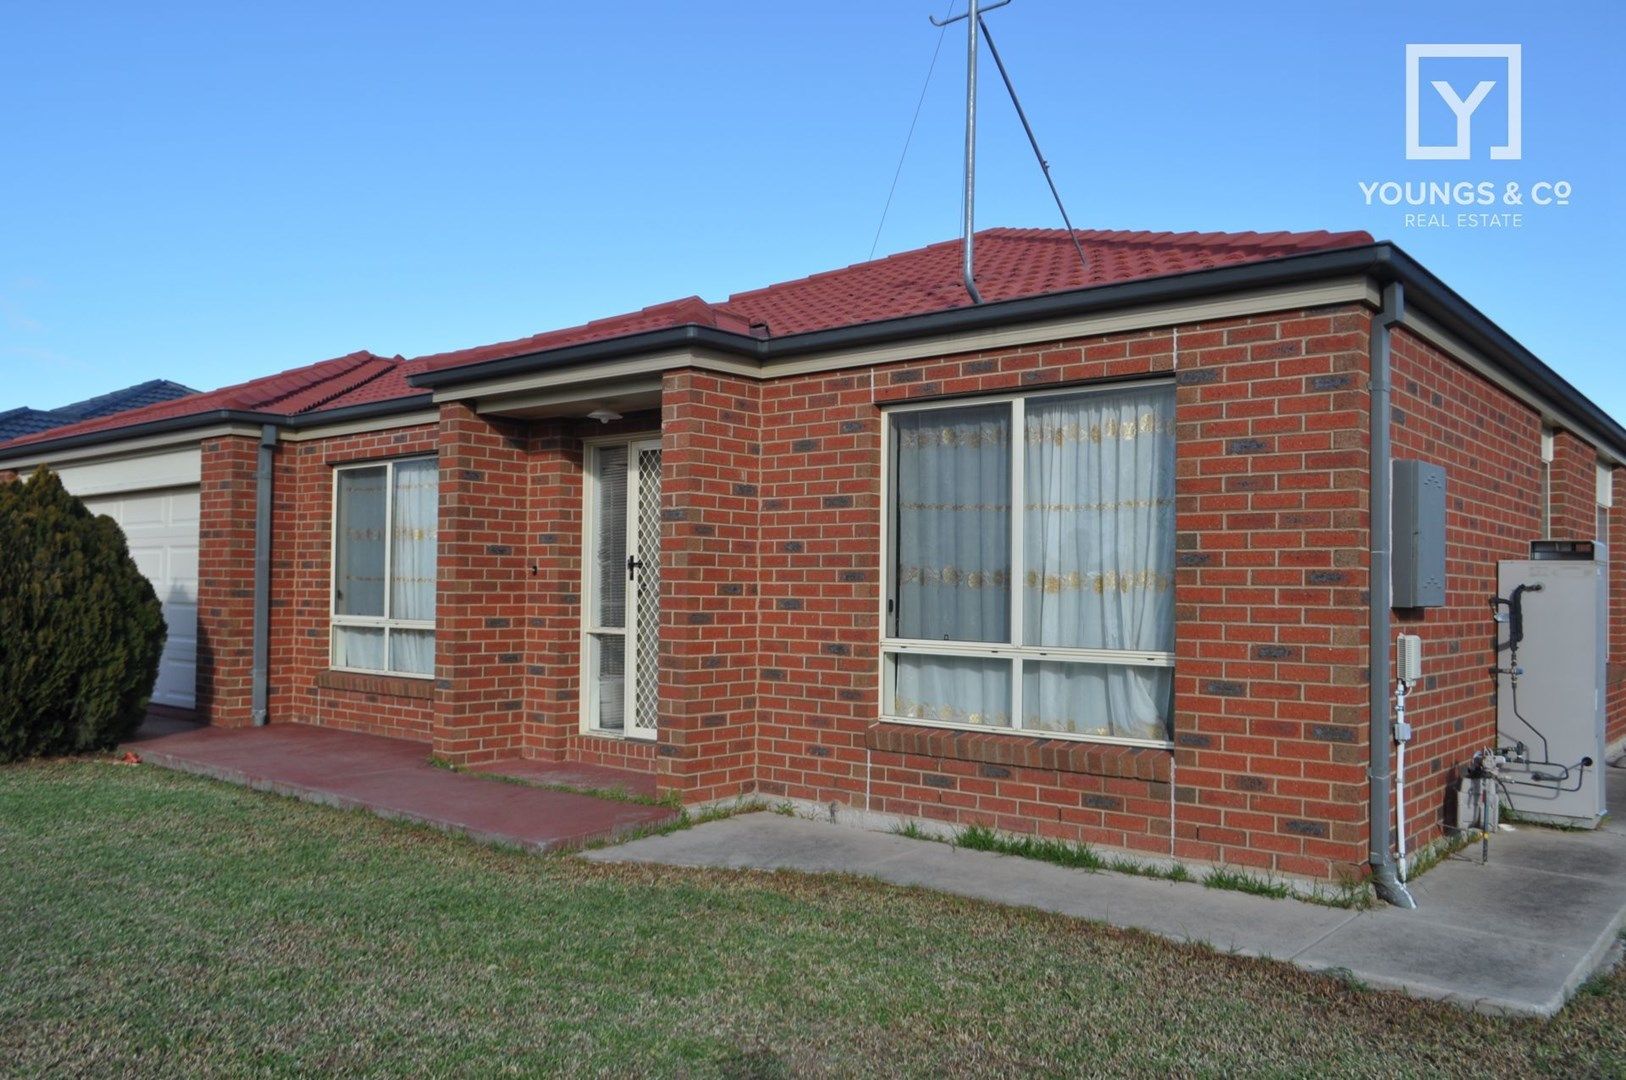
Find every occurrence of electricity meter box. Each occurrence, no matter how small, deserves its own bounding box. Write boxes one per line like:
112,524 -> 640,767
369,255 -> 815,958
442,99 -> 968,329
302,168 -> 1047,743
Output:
1392,460 -> 1446,608
1495,550 -> 1608,828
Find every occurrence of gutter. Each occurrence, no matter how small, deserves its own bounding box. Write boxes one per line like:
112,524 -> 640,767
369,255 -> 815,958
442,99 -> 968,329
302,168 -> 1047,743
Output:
251,424 -> 277,727
1368,281 -> 1415,909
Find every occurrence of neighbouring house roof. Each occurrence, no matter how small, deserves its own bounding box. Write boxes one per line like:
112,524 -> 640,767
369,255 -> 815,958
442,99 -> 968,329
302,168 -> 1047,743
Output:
2,226 -> 1621,459
2,350 -> 436,449
0,379 -> 197,444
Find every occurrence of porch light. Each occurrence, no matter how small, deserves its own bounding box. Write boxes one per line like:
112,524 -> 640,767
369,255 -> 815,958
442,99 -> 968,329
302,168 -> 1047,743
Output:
587,409 -> 622,424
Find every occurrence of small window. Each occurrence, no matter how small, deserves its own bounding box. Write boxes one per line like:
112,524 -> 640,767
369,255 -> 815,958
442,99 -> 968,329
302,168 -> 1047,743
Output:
882,383 -> 1176,746
331,457 -> 437,677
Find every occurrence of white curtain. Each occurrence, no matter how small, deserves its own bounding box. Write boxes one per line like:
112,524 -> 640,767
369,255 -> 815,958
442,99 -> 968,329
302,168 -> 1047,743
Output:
892,405 -> 1011,726
388,459 -> 438,675
335,468 -> 386,616
1022,387 -> 1174,739
390,629 -> 435,677
595,446 -> 628,628
893,404 -> 1011,641
334,626 -> 385,671
592,446 -> 629,730
894,654 -> 1011,728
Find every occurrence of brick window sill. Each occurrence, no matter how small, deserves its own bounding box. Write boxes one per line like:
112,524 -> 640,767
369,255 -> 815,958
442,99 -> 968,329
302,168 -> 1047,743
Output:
315,669 -> 435,700
867,721 -> 1171,782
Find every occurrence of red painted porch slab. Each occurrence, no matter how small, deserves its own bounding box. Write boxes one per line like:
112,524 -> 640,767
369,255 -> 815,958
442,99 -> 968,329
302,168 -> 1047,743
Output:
125,722 -> 676,851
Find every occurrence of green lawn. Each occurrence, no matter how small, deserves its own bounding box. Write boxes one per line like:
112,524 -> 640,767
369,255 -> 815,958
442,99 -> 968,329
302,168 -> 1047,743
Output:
2,761 -> 1622,1077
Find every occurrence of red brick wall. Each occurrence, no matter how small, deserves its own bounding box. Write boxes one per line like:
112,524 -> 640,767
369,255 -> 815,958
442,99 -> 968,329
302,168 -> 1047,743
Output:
1388,332 -> 1626,847
1170,311 -> 1373,878
268,424 -> 439,741
656,371 -> 761,802
755,367 -> 879,812
1387,328 -> 1545,858
749,312 -> 1375,878
196,436 -> 260,726
520,420 -> 582,760
171,296 -> 1618,876
1549,430 -> 1597,540
433,403 -> 532,764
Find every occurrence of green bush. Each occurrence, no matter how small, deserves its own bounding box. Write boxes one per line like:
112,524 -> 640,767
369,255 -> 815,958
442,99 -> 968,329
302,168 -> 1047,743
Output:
0,467 -> 166,761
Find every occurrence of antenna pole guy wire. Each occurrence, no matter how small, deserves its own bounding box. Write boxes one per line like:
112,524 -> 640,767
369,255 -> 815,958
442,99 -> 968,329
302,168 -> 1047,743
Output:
977,14 -> 1089,277
869,2 -> 957,261
928,0 -> 1087,298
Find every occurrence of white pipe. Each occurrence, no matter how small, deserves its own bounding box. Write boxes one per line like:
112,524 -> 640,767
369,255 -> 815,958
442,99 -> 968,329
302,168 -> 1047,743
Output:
1396,743 -> 1408,879
1396,679 -> 1409,881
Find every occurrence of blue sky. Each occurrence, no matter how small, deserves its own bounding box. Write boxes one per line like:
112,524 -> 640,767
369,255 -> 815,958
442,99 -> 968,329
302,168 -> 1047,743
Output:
2,2 -> 1621,417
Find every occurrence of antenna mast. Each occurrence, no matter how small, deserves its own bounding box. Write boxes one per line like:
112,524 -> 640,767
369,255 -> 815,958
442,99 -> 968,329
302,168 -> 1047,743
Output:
929,0 -> 1088,302
931,0 -> 1006,303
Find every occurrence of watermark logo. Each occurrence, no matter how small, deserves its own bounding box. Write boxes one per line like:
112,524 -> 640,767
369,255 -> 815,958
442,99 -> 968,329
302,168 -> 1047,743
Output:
1356,43 -> 1567,230
1405,44 -> 1522,160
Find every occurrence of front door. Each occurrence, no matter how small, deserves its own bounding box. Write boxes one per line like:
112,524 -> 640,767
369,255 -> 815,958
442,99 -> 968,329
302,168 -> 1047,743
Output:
583,438 -> 661,739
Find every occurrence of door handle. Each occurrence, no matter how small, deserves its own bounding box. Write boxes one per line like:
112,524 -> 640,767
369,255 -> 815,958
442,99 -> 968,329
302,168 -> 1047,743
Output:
627,555 -> 641,580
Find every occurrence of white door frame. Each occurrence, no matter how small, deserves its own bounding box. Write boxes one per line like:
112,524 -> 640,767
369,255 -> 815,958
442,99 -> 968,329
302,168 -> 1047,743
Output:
580,434 -> 661,739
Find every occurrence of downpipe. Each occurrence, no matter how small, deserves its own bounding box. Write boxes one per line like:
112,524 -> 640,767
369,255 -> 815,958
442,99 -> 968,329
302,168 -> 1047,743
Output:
1368,282 -> 1416,909
251,424 -> 277,727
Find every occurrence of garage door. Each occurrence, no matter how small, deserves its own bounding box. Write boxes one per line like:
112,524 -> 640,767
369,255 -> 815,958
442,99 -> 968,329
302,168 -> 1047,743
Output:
80,488 -> 200,710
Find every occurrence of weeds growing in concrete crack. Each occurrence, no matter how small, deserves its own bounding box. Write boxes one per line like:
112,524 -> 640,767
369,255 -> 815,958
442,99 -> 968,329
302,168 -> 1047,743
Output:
890,819 -> 1372,908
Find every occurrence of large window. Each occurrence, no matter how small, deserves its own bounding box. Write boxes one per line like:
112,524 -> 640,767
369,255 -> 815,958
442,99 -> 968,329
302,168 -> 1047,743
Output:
882,382 -> 1175,746
331,457 -> 438,677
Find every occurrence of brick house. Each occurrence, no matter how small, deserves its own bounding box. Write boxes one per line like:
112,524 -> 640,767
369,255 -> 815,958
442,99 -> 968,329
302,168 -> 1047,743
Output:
3,228 -> 1621,894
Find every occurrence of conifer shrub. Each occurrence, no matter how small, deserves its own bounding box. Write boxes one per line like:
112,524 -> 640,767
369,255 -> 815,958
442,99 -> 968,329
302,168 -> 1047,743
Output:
0,467 -> 166,761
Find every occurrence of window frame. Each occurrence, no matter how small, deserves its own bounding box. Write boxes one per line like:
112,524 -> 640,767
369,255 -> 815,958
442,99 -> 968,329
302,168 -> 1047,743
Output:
329,455 -> 438,679
878,379 -> 1177,749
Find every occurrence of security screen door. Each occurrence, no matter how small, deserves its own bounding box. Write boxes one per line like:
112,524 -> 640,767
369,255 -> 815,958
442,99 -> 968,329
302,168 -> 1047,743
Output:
584,439 -> 661,739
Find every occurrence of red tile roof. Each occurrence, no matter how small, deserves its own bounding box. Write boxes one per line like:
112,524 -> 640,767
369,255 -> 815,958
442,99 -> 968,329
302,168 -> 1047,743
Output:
3,227 -> 1372,450
721,227 -> 1374,337
415,227 -> 1373,373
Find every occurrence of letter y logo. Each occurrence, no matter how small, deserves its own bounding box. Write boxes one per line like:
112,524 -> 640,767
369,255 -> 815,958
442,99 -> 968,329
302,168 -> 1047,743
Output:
1406,44 -> 1522,160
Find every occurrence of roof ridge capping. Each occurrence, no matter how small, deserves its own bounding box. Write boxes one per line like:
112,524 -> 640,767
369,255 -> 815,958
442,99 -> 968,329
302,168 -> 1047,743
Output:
216,350 -> 386,411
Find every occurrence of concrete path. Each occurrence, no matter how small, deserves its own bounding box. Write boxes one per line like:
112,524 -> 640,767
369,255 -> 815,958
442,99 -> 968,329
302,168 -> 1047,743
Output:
128,722 -> 676,851
586,778 -> 1626,1018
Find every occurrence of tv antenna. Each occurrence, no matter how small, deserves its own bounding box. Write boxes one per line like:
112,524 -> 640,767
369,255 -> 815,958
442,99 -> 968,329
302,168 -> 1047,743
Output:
930,0 -> 1088,303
